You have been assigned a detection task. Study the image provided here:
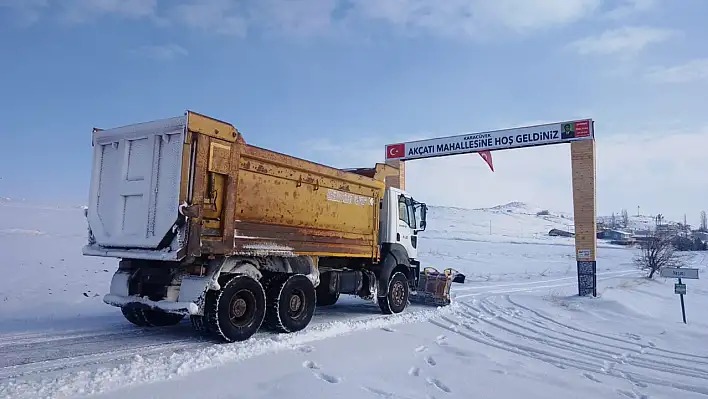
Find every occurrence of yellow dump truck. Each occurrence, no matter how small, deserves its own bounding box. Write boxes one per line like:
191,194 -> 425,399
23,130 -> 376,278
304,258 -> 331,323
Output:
82,111 -> 431,342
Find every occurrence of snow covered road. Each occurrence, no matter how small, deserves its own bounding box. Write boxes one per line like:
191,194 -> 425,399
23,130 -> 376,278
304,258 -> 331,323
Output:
0,268 -> 638,381
1,201 -> 707,398
0,269 -> 646,398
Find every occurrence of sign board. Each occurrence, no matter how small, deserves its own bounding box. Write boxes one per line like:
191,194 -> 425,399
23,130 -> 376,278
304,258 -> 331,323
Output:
577,261 -> 596,297
386,119 -> 594,161
577,249 -> 592,261
675,283 -> 687,295
660,268 -> 699,280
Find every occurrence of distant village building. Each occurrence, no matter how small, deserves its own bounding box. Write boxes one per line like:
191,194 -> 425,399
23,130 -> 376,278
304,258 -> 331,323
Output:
598,229 -> 632,241
656,223 -> 682,236
694,231 -> 708,243
597,229 -> 635,246
548,228 -> 574,238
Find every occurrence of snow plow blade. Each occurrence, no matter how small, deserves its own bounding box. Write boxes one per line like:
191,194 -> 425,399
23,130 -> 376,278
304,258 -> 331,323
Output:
410,267 -> 465,307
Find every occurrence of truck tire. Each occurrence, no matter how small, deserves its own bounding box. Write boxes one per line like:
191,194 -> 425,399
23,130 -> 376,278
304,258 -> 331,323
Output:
142,309 -> 184,327
315,287 -> 339,306
315,272 -> 339,306
121,307 -> 149,326
378,271 -> 409,315
204,274 -> 266,343
121,307 -> 183,327
264,274 -> 316,333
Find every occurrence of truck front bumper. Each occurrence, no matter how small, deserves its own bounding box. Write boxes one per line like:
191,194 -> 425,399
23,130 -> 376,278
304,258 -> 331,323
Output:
103,294 -> 199,316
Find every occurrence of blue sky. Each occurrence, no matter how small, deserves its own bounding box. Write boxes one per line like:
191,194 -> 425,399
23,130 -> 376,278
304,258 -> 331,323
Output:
1,0 -> 706,224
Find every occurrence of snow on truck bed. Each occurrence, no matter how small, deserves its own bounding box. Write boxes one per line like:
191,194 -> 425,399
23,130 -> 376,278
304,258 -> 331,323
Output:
1,199 -> 707,399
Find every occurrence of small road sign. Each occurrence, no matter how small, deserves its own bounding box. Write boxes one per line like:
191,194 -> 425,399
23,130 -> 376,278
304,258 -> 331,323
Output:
660,267 -> 699,280
659,267 -> 698,324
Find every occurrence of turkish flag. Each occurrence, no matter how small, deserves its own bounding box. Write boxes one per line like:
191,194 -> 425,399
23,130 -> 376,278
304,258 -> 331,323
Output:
478,150 -> 494,172
386,143 -> 405,159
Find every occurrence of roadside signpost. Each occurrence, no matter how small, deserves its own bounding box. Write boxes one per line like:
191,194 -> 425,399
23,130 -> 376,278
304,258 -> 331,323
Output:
660,267 -> 699,324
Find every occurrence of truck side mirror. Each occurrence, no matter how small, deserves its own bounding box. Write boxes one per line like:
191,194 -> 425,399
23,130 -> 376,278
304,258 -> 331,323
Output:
419,205 -> 427,231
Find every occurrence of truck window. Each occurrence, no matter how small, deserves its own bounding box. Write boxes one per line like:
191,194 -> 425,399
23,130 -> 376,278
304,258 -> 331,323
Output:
408,199 -> 417,229
398,195 -> 410,226
399,195 -> 417,229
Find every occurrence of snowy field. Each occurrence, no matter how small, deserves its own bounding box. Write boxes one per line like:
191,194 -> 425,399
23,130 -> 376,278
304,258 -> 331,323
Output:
1,200 -> 707,399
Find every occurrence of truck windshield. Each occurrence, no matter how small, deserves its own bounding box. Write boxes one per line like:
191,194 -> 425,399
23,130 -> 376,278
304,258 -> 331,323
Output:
398,195 -> 417,229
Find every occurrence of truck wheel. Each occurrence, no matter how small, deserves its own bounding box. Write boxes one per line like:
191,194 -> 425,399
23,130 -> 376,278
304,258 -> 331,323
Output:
121,307 -> 149,326
315,286 -> 339,306
378,271 -> 409,315
142,309 -> 184,327
265,274 -> 316,333
315,273 -> 339,306
204,274 -> 266,343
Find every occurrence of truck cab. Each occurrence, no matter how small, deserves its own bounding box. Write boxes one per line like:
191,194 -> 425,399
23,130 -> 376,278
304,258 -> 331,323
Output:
381,186 -> 427,261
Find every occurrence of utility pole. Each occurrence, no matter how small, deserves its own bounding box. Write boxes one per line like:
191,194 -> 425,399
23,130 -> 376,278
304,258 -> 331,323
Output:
637,206 -> 640,217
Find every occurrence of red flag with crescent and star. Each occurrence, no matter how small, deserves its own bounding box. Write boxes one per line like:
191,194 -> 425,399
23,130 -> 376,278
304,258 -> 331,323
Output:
386,143 -> 405,159
478,150 -> 494,172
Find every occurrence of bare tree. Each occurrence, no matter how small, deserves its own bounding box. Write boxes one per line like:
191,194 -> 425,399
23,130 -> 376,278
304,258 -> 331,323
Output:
634,231 -> 682,278
700,210 -> 707,232
621,209 -> 629,228
611,212 -> 617,228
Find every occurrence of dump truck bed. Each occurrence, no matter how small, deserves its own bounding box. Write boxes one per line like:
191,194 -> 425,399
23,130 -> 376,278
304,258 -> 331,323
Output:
84,111 -> 386,262
229,143 -> 385,258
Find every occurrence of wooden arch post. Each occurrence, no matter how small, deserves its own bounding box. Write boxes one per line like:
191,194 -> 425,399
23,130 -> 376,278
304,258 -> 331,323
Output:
384,159 -> 405,190
570,139 -> 597,297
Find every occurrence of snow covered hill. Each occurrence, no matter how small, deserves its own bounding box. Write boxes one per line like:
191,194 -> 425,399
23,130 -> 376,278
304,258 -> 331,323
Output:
426,202 -> 576,246
0,199 -> 707,399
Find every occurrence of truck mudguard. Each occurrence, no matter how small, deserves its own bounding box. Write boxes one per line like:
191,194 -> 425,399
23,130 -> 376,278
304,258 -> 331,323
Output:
377,243 -> 412,297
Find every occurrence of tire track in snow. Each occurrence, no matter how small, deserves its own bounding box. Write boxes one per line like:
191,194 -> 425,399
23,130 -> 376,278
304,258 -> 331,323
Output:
479,298 -> 708,374
0,303 -> 457,399
0,339 -> 202,380
426,298 -> 708,397
505,295 -> 708,362
0,323 -> 160,349
452,269 -> 638,293
0,301 -> 450,382
453,270 -> 641,300
0,322 -> 212,380
471,298 -> 708,381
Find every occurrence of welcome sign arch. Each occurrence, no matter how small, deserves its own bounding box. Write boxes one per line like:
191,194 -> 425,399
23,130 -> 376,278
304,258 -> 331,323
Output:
385,120 -> 598,297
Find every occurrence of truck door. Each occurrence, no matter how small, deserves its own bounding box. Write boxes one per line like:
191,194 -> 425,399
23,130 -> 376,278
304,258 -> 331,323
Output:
396,194 -> 418,260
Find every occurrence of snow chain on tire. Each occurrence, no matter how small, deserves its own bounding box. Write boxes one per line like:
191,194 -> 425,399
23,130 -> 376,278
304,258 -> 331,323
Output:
121,307 -> 149,326
378,271 -> 409,315
204,274 -> 267,343
264,274 -> 316,334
